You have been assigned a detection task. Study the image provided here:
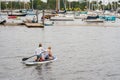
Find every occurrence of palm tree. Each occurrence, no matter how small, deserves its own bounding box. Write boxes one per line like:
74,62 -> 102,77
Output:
98,1 -> 102,10
118,0 -> 120,7
91,1 -> 97,10
115,1 -> 118,11
112,1 -> 115,10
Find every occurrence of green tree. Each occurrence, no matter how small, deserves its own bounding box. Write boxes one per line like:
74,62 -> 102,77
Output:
98,1 -> 103,10
1,2 -> 6,10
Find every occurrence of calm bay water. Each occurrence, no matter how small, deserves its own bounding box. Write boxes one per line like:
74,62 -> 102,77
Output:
0,24 -> 120,80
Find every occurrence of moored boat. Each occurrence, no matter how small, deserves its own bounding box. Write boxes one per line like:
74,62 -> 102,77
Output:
50,16 -> 74,21
0,19 -> 6,24
44,20 -> 54,26
84,15 -> 104,23
99,15 -> 116,21
85,19 -> 104,23
8,12 -> 27,16
8,16 -> 17,19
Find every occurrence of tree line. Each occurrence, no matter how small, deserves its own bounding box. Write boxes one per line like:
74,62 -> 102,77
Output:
1,0 -> 120,11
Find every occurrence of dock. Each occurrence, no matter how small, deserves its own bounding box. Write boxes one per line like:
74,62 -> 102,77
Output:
25,23 -> 44,28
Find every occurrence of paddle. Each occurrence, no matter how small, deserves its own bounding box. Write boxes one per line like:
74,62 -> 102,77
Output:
22,55 -> 37,61
22,51 -> 46,61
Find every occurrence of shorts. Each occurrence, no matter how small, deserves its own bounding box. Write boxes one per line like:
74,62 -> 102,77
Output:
45,55 -> 49,59
37,54 -> 42,59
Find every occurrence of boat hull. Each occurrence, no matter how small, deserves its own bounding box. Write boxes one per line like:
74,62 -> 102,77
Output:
0,20 -> 6,24
50,17 -> 74,21
8,13 -> 27,16
85,19 -> 104,23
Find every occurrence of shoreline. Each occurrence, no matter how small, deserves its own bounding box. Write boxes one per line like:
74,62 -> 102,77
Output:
0,23 -> 119,27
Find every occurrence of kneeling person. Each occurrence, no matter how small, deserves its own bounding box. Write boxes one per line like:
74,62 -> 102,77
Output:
43,46 -> 53,60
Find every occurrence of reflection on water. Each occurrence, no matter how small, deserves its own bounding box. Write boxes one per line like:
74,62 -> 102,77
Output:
35,65 -> 43,75
0,25 -> 120,80
35,63 -> 54,80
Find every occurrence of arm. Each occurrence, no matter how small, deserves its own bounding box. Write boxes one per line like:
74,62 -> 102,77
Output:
49,50 -> 53,57
41,47 -> 47,52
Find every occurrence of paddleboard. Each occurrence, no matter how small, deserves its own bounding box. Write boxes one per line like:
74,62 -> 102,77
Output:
23,56 -> 57,66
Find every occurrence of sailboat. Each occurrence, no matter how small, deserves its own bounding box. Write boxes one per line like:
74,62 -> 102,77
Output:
27,0 -> 36,15
50,0 -> 74,21
52,0 -> 66,14
8,11 -> 27,16
8,0 -> 27,16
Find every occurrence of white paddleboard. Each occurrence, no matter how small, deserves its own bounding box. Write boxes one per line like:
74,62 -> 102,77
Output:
23,57 -> 57,66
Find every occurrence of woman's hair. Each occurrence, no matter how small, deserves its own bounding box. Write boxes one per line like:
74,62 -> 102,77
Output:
48,46 -> 51,49
39,43 -> 42,47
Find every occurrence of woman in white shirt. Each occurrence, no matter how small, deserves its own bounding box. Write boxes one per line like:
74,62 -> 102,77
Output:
34,43 -> 46,61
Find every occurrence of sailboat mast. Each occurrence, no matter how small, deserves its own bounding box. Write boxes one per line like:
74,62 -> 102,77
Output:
11,1 -> 12,11
0,0 -> 1,12
5,0 -> 7,10
56,0 -> 60,11
69,1 -> 71,9
32,0 -> 33,10
56,0 -> 58,11
63,0 -> 66,10
24,1 -> 25,9
89,0 -> 90,10
58,0 -> 60,10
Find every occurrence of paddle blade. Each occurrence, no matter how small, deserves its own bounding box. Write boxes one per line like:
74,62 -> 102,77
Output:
22,58 -> 29,61
22,55 -> 36,61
